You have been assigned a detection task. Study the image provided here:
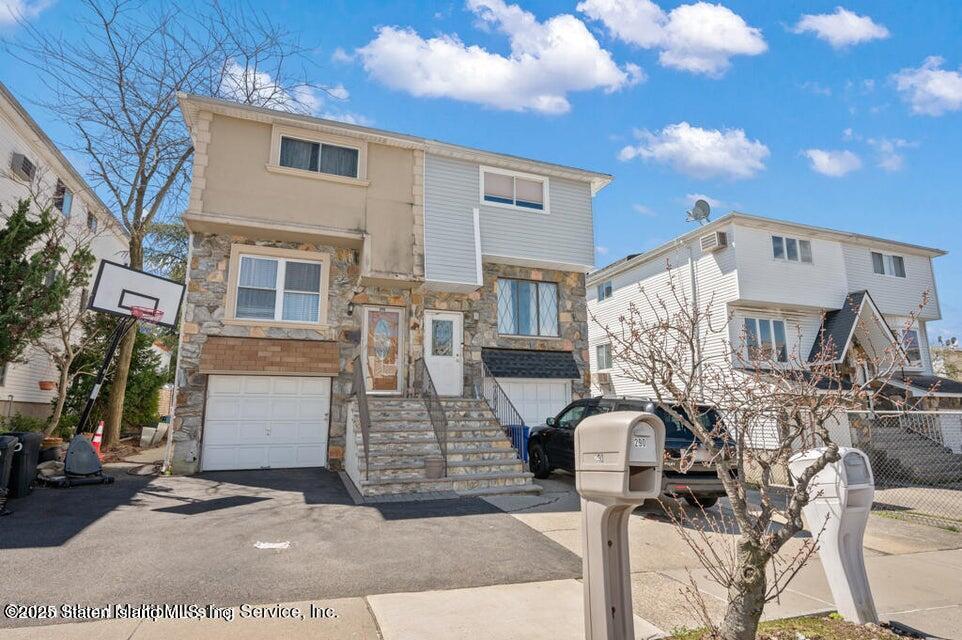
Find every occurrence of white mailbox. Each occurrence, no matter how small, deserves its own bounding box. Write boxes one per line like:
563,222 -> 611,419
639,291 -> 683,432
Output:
576,412 -> 665,640
788,447 -> 878,624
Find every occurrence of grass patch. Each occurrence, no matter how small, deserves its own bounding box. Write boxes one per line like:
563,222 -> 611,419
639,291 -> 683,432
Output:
668,614 -> 902,640
873,508 -> 962,533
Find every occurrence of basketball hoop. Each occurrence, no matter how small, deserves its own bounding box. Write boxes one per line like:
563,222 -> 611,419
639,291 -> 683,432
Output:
130,306 -> 165,324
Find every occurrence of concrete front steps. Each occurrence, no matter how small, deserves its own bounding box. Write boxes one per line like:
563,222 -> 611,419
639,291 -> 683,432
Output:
863,426 -> 962,485
353,396 -> 540,498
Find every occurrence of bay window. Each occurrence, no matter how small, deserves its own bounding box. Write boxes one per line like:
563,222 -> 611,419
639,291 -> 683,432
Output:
744,317 -> 788,363
497,278 -> 559,337
235,254 -> 324,323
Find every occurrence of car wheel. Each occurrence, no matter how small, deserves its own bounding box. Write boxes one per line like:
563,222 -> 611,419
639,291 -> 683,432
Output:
528,442 -> 551,479
683,495 -> 718,509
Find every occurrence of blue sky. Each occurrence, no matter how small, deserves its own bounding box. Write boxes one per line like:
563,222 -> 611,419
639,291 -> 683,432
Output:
2,1 -> 961,338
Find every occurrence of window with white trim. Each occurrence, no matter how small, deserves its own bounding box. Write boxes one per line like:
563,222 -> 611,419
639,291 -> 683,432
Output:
279,136 -> 359,178
743,317 -> 788,363
596,280 -> 612,302
496,278 -> 558,336
596,343 -> 612,370
772,235 -> 812,263
482,168 -> 546,211
871,251 -> 905,278
53,179 -> 73,217
900,328 -> 922,367
235,254 -> 324,323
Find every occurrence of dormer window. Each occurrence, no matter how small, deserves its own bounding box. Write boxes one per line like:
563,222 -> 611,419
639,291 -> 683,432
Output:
481,167 -> 548,212
772,235 -> 812,263
279,136 -> 359,178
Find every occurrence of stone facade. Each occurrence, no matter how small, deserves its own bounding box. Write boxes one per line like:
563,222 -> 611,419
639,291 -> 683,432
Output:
173,232 -> 590,474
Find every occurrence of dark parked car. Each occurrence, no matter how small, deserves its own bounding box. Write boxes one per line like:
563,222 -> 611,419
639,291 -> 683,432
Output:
527,396 -> 731,508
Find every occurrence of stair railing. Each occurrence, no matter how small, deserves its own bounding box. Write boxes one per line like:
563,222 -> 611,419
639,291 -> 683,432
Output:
412,358 -> 448,476
475,360 -> 527,460
352,355 -> 372,480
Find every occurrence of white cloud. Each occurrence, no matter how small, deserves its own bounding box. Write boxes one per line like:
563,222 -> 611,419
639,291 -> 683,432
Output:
892,56 -> 962,116
327,83 -> 350,100
595,245 -> 609,255
0,0 -> 52,25
803,149 -> 862,177
867,138 -> 914,172
619,122 -> 769,180
683,193 -> 723,209
632,203 -> 656,217
578,0 -> 766,77
331,47 -> 354,64
792,7 -> 889,49
356,0 -> 640,114
800,80 -> 832,96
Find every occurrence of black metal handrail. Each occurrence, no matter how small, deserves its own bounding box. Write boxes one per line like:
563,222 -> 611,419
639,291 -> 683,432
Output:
476,359 -> 526,433
352,355 -> 372,479
413,358 -> 448,476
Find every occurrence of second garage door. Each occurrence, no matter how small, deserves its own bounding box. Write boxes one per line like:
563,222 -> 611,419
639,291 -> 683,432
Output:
498,378 -> 571,427
201,375 -> 331,471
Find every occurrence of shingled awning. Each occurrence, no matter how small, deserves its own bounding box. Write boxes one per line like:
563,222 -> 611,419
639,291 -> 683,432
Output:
481,348 -> 581,379
890,374 -> 962,397
808,290 -> 900,364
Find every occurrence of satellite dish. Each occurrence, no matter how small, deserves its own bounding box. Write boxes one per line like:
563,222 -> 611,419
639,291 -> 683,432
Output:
686,199 -> 711,225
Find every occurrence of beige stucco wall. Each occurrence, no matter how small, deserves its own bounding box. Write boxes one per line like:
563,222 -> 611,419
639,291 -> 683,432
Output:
199,114 -> 416,276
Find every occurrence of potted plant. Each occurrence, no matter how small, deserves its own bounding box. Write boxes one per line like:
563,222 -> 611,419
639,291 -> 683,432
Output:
38,380 -> 56,391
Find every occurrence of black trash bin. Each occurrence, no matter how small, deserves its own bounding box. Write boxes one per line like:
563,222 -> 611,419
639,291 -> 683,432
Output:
5,432 -> 42,499
0,435 -> 19,514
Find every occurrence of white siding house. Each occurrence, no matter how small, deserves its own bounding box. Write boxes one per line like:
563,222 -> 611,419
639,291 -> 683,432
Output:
0,83 -> 127,419
587,213 -> 949,423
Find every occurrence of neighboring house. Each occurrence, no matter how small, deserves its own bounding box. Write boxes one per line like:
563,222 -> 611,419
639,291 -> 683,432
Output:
151,340 -> 173,375
172,93 -> 609,481
587,212 -> 960,421
0,83 -> 128,420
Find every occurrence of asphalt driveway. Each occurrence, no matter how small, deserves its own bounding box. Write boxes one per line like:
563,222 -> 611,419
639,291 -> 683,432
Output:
0,465 -> 581,628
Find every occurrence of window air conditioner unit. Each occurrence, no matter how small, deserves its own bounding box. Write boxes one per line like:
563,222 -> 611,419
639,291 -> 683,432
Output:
10,153 -> 36,182
700,231 -> 728,253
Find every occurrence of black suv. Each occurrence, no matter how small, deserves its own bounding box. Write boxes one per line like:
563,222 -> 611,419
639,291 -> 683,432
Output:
527,396 -> 730,508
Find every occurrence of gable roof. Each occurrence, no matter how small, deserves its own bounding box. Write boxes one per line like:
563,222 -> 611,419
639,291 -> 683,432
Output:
481,348 -> 581,379
808,290 -> 901,364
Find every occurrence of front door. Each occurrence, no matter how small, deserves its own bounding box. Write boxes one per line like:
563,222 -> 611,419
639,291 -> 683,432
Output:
363,306 -> 404,394
424,310 -> 463,396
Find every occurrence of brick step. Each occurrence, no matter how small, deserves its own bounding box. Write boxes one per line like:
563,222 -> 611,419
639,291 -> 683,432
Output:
359,471 -> 535,496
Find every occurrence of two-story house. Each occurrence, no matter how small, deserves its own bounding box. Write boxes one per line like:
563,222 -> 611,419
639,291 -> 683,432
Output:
587,212 -> 957,416
171,94 -> 609,492
0,82 -> 128,420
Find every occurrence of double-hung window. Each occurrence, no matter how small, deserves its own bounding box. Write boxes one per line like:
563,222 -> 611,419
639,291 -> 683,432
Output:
279,136 -> 359,178
497,278 -> 559,337
236,254 -> 324,323
900,329 -> 922,367
53,179 -> 73,217
772,235 -> 812,263
871,252 -> 905,278
596,343 -> 612,370
743,317 -> 788,363
482,167 -> 547,211
596,280 -> 612,302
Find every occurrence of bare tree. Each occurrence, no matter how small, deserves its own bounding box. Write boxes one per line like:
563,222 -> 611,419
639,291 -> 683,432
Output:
595,265 -> 923,640
9,0 -> 327,447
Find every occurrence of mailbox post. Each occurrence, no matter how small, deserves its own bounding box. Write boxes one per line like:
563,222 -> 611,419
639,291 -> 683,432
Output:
788,447 -> 878,624
576,411 -> 665,640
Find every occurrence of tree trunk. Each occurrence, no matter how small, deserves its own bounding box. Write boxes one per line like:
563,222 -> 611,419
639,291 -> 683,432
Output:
719,540 -> 769,640
44,366 -> 71,438
104,237 -> 142,449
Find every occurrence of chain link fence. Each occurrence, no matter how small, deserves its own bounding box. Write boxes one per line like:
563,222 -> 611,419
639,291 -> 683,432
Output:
848,411 -> 962,530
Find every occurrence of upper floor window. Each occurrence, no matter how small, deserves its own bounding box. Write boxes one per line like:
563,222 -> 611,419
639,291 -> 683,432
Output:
901,328 -> 922,367
86,211 -> 98,233
596,280 -> 612,302
235,254 -> 324,323
772,235 -> 812,264
497,278 -> 558,337
53,179 -> 73,217
0,362 -> 7,386
744,317 -> 788,363
872,252 -> 905,278
279,136 -> 359,179
596,343 -> 612,370
481,167 -> 547,212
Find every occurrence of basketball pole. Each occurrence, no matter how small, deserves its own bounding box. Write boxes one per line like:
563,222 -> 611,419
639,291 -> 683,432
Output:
75,316 -> 138,436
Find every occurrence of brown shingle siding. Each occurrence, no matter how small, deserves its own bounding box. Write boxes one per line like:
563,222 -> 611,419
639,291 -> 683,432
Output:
199,337 -> 338,376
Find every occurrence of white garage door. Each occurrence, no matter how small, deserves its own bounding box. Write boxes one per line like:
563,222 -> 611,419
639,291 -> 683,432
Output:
498,378 -> 571,427
202,375 -> 331,471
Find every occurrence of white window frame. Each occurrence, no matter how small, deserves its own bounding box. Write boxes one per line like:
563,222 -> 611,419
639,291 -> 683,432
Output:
479,165 -> 550,214
743,316 -> 789,364
225,244 -> 331,328
596,280 -> 613,302
267,124 -> 368,184
900,327 -> 923,369
53,179 -> 73,217
596,343 -> 612,370
871,251 -> 906,278
771,235 -> 813,264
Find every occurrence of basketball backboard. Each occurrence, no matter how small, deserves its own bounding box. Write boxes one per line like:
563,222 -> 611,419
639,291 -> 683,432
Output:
88,260 -> 185,328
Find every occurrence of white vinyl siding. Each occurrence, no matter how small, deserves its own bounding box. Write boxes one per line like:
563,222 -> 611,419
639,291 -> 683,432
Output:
843,245 -> 939,320
423,153 -> 594,283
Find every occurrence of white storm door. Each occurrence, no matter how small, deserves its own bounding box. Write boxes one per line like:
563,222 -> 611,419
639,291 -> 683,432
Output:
424,310 -> 463,396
